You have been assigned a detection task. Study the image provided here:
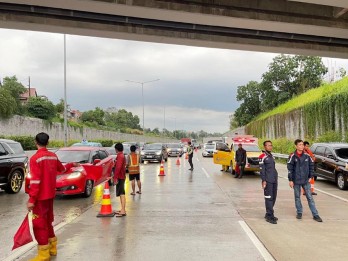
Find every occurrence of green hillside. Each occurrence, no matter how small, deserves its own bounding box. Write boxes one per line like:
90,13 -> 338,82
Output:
255,77 -> 348,121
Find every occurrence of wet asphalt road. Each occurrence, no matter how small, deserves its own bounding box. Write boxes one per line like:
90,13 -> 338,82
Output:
2,151 -> 348,260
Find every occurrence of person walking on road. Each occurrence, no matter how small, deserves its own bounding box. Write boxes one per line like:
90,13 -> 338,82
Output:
287,139 -> 323,222
259,140 -> 278,224
27,132 -> 78,260
304,141 -> 317,195
114,143 -> 127,217
187,141 -> 194,171
128,145 -> 142,195
235,143 -> 246,178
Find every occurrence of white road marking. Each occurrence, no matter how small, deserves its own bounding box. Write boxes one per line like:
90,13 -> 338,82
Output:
279,174 -> 348,203
202,167 -> 210,178
314,188 -> 348,203
239,221 -> 276,261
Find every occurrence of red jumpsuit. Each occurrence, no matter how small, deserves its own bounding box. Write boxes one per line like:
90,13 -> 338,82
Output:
29,148 -> 73,245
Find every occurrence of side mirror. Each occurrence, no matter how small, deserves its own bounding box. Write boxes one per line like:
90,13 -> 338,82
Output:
93,159 -> 101,164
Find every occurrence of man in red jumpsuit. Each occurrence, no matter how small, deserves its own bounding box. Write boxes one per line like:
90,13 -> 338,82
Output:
27,133 -> 77,260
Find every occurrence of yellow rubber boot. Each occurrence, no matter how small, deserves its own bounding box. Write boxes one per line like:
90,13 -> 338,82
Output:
48,237 -> 57,256
29,245 -> 50,261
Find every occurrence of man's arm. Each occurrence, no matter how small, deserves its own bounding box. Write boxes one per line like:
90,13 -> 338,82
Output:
259,154 -> 266,187
287,154 -> 295,188
28,158 -> 41,205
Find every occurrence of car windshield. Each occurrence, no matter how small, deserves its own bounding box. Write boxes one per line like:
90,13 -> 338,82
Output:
167,144 -> 181,148
335,148 -> 348,159
234,144 -> 260,152
123,146 -> 131,154
7,142 -> 25,154
144,144 -> 162,150
107,148 -> 116,155
56,150 -> 91,163
205,145 -> 215,149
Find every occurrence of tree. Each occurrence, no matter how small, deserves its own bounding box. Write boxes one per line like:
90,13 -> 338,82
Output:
1,76 -> 27,114
0,88 -> 17,118
81,107 -> 105,125
233,81 -> 262,126
260,55 -> 327,111
55,99 -> 65,114
26,97 -> 56,120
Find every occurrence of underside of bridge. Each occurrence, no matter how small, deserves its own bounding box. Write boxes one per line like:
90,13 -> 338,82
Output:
0,0 -> 348,58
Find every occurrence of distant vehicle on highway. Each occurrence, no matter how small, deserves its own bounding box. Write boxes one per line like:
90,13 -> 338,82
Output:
0,139 -> 28,194
166,143 -> 184,157
71,141 -> 102,147
311,143 -> 348,190
25,147 -> 114,197
140,143 -> 168,163
202,143 -> 215,157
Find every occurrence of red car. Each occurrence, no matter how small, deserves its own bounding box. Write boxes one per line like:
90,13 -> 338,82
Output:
25,147 -> 114,198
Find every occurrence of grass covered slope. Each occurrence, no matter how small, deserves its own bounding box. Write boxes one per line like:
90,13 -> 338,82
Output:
256,77 -> 348,121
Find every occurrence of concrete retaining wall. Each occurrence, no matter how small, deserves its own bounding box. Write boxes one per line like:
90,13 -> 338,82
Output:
0,115 -> 177,143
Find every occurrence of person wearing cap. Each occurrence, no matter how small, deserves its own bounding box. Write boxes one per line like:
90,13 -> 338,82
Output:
235,143 -> 247,178
187,141 -> 194,171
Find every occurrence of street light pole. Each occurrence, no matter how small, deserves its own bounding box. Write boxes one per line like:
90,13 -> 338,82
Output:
125,79 -> 160,140
63,34 -> 68,147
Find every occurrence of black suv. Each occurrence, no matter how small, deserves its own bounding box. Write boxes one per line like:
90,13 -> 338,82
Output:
0,139 -> 28,193
311,143 -> 348,190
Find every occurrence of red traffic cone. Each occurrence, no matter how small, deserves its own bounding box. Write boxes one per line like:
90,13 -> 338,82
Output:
176,155 -> 180,165
158,160 -> 165,176
97,181 -> 116,217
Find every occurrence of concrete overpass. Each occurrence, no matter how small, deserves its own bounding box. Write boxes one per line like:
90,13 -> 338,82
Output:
0,0 -> 348,58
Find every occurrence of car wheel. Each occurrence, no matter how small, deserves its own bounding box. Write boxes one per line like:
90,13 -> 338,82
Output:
165,156 -> 168,162
314,175 -> 317,181
230,161 -> 235,175
108,170 -> 115,186
83,180 -> 93,198
336,173 -> 348,190
5,170 -> 23,194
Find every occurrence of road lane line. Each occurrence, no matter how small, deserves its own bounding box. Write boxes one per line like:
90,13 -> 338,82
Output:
238,221 -> 276,261
279,174 -> 348,203
202,167 -> 210,178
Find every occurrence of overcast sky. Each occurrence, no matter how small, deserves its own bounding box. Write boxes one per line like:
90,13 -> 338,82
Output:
1,28 -> 347,133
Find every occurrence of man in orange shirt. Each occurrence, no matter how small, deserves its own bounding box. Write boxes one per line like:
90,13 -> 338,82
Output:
304,141 -> 317,196
128,145 -> 142,195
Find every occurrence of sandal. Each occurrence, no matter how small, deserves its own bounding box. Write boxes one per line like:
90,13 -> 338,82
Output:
115,213 -> 127,217
136,191 -> 142,194
130,192 -> 135,195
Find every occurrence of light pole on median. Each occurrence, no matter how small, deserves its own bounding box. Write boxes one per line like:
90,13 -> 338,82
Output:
125,79 -> 160,139
63,34 -> 68,147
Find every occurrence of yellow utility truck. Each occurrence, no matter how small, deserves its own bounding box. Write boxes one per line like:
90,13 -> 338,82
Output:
213,135 -> 262,174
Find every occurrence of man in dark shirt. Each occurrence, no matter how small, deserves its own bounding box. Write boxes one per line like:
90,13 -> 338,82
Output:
235,143 -> 247,179
259,140 -> 278,224
114,143 -> 127,217
287,139 -> 322,222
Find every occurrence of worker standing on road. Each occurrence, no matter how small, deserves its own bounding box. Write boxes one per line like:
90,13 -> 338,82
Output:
287,139 -> 323,222
128,145 -> 142,195
27,132 -> 78,260
114,143 -> 127,217
304,141 -> 317,195
235,143 -> 246,179
259,140 -> 278,224
187,141 -> 194,171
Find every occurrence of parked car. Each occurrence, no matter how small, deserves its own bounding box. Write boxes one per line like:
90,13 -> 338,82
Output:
202,143 -> 215,157
166,143 -> 184,157
0,139 -> 28,193
71,141 -> 102,147
311,142 -> 348,190
140,143 -> 168,163
25,147 -> 114,197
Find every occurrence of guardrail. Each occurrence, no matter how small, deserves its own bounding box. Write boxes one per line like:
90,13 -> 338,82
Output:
272,153 -> 288,159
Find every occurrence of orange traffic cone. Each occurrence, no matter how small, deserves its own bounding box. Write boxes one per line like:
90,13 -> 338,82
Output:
185,153 -> 188,160
176,155 -> 180,165
158,160 -> 165,176
97,181 -> 116,217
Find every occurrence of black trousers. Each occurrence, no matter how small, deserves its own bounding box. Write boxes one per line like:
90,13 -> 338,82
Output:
264,182 -> 278,217
188,155 -> 193,169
